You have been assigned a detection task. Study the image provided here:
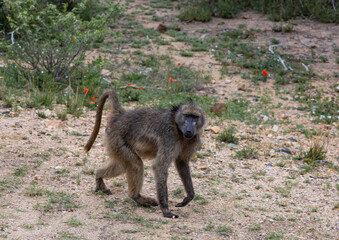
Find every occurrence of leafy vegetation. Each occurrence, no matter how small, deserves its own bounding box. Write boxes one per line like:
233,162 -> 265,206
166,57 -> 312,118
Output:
179,0 -> 338,23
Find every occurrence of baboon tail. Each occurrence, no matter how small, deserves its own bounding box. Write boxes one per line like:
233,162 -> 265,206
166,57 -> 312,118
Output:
84,89 -> 124,153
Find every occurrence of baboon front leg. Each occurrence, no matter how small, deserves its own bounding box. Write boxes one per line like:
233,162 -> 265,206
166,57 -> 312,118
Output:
153,161 -> 179,218
175,159 -> 194,207
95,160 -> 124,195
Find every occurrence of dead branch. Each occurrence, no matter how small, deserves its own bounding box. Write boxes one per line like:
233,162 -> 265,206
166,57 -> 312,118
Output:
268,43 -> 289,71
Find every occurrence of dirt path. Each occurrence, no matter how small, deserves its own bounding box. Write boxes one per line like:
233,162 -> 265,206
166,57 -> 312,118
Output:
1,1 -> 338,239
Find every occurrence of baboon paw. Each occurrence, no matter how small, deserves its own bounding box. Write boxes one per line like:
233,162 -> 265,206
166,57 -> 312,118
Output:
175,197 -> 192,207
175,202 -> 186,207
163,212 -> 179,218
133,196 -> 158,207
95,189 -> 112,195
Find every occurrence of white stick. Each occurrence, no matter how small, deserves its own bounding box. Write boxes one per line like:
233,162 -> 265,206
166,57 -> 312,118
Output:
269,43 -> 288,71
301,63 -> 309,71
8,31 -> 14,45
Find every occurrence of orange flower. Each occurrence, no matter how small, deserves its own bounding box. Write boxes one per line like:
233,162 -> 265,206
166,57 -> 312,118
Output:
126,83 -> 132,86
169,77 -> 173,82
72,38 -> 75,41
83,88 -> 88,93
90,101 -> 95,104
177,63 -> 181,66
84,26 -> 87,29
138,88 -> 142,90
91,97 -> 96,101
262,70 -> 268,76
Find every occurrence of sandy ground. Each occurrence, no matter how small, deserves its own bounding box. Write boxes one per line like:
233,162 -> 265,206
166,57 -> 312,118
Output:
0,1 -> 338,239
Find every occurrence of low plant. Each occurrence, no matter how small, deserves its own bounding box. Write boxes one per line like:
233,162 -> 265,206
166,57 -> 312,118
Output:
216,127 -> 239,144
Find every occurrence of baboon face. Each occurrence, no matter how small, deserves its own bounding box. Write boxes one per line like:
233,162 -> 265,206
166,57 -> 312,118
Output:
182,114 -> 199,139
175,104 -> 205,139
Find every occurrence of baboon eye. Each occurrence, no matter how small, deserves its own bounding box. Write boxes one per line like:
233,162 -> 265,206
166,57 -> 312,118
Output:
184,114 -> 199,119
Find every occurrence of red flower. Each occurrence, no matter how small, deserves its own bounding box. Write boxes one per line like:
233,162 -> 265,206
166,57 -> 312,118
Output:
72,38 -> 75,41
169,77 -> 173,82
262,70 -> 268,76
126,83 -> 132,86
90,101 -> 95,105
83,88 -> 88,93
177,63 -> 181,66
138,88 -> 142,90
84,26 -> 87,29
91,97 -> 96,101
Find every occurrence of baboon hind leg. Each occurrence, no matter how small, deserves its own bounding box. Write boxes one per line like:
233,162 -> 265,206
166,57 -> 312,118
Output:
95,159 -> 125,195
121,146 -> 158,207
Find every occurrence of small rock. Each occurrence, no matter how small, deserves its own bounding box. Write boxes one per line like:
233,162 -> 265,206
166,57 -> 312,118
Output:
336,85 -> 339,93
228,143 -> 237,148
272,125 -> 279,132
55,166 -> 63,170
282,115 -> 289,119
237,83 -> 246,91
268,134 -> 273,138
156,23 -> 167,33
289,137 -> 298,142
267,163 -> 273,167
45,120 -> 65,129
263,115 -> 269,122
207,126 -> 220,133
225,80 -> 232,84
281,147 -> 293,155
210,103 -> 227,116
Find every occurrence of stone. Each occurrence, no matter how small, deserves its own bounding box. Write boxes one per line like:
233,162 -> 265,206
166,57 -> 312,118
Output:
45,120 -> 65,129
208,126 -> 221,133
210,103 -> 227,116
281,147 -> 293,155
156,24 -> 167,33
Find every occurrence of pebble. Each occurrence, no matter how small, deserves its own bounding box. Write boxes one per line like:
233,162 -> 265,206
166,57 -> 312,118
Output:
289,137 -> 298,142
263,115 -> 269,122
228,143 -> 237,148
272,125 -> 279,132
281,147 -> 293,155
267,163 -> 273,167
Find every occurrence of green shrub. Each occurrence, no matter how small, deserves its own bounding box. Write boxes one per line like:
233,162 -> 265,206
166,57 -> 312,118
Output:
178,1 -> 212,22
216,127 -> 239,144
180,0 -> 338,23
4,0 -> 120,85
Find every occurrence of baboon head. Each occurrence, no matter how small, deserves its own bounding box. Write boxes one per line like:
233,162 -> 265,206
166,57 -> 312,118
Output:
174,103 -> 206,139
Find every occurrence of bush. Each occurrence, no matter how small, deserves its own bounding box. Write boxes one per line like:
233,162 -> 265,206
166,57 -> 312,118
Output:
4,0 -> 121,85
179,0 -> 338,23
178,1 -> 212,22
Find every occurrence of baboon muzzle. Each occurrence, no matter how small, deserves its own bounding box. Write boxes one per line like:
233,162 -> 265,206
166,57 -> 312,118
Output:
183,117 -> 196,139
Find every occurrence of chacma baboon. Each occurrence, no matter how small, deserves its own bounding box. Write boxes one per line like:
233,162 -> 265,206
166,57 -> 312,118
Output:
84,89 -> 206,218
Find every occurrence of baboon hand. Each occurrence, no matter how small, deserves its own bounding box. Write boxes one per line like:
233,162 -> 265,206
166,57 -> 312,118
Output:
163,211 -> 179,218
175,196 -> 193,207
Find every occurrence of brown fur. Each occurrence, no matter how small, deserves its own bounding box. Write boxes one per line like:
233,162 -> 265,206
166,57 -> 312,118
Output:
84,89 -> 206,218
